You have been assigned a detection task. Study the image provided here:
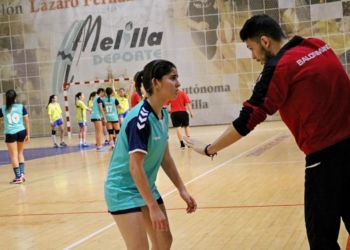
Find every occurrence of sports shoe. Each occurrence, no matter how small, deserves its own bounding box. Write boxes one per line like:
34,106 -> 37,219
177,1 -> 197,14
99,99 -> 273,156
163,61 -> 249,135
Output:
180,147 -> 186,150
78,143 -> 83,147
21,173 -> 26,182
82,142 -> 90,147
53,143 -> 59,148
96,146 -> 108,152
104,140 -> 110,146
10,177 -> 23,184
60,142 -> 67,147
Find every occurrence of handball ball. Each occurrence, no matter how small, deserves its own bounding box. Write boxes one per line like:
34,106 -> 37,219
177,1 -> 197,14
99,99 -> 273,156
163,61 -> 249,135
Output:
217,20 -> 234,44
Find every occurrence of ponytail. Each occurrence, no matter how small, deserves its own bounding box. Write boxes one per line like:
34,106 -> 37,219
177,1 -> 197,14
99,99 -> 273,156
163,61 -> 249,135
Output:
89,91 -> 97,100
5,90 -> 17,111
134,70 -> 143,96
46,95 -> 55,108
106,87 -> 113,102
75,92 -> 82,107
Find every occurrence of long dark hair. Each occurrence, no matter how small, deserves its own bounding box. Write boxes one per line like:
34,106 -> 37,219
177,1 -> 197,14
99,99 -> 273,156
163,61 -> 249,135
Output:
89,91 -> 97,100
133,71 -> 143,96
105,87 -> 113,102
46,94 -> 56,108
97,88 -> 105,95
143,60 -> 176,96
75,92 -> 82,107
5,90 -> 17,111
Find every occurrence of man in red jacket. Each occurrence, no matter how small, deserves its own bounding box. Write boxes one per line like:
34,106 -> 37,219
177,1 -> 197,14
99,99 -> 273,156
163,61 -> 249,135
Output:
166,89 -> 194,150
184,14 -> 350,250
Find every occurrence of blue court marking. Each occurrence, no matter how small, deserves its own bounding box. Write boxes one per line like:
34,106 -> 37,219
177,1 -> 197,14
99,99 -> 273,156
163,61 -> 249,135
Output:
0,146 -> 93,166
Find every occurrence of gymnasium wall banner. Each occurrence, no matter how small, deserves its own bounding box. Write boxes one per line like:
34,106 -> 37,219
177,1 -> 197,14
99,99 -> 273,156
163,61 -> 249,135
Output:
1,0 -> 350,136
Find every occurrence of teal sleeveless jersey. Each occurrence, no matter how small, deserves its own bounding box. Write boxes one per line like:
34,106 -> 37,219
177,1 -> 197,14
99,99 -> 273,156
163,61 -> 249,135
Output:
1,104 -> 27,134
104,100 -> 169,212
103,96 -> 119,122
90,96 -> 103,119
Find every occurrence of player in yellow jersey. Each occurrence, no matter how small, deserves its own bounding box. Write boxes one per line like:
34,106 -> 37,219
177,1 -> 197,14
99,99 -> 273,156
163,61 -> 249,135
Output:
88,91 -> 96,109
47,95 -> 67,148
75,92 -> 92,147
111,80 -> 134,125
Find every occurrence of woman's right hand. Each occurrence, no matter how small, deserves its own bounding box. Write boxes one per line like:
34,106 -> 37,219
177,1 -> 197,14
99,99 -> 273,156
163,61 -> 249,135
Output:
102,118 -> 107,126
149,205 -> 169,231
183,136 -> 207,156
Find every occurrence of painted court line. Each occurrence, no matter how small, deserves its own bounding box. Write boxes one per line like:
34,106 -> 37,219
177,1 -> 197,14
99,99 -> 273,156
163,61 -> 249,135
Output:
63,132 -> 284,250
0,203 -> 305,218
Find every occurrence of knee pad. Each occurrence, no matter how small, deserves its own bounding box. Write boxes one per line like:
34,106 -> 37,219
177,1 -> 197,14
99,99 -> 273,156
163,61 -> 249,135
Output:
115,129 -> 120,135
108,129 -> 114,135
52,130 -> 56,135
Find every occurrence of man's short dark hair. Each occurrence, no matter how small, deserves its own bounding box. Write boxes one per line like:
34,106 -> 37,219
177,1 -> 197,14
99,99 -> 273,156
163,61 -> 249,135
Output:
240,14 -> 286,42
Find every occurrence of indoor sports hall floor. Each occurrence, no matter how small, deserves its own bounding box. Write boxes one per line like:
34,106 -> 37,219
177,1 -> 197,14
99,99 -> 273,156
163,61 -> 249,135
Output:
0,121 -> 349,250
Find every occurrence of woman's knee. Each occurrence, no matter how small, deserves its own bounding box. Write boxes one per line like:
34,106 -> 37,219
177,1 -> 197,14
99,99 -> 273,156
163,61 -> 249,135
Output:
163,231 -> 173,247
155,231 -> 173,250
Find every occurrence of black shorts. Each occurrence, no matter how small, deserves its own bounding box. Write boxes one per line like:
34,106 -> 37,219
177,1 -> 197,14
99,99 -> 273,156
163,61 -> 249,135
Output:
171,111 -> 189,127
109,197 -> 164,215
108,121 -> 119,124
91,118 -> 102,122
5,129 -> 27,143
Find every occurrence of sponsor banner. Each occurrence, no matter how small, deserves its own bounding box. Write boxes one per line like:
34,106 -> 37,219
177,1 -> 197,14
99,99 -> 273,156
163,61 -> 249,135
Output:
1,0 -> 350,135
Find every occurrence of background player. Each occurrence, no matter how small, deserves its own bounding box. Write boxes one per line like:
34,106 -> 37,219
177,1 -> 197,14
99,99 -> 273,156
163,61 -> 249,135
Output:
89,91 -> 109,145
75,92 -> 92,147
111,80 -> 133,125
47,95 -> 67,148
103,87 -> 121,148
166,89 -> 194,150
0,90 -> 30,184
130,71 -> 146,108
91,88 -> 107,152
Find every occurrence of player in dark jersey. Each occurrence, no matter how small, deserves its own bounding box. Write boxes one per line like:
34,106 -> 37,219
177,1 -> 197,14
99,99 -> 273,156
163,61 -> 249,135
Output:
184,14 -> 350,250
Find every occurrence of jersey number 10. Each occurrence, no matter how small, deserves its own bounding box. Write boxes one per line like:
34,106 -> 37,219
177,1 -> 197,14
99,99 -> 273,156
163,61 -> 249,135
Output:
7,113 -> 20,124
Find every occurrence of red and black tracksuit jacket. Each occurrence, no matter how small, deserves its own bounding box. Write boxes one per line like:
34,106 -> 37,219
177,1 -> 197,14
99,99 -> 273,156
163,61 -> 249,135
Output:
233,36 -> 350,155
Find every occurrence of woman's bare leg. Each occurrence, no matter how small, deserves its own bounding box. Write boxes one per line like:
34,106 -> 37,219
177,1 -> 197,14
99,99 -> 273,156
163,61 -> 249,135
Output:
112,212 -> 149,250
141,204 -> 173,250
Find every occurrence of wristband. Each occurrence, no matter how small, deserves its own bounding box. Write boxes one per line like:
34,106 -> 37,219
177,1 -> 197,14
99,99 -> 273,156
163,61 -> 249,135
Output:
204,144 -> 217,160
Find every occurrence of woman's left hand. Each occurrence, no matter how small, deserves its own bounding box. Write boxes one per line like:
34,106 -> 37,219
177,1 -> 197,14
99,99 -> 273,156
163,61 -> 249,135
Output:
180,190 -> 197,214
25,135 -> 30,143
